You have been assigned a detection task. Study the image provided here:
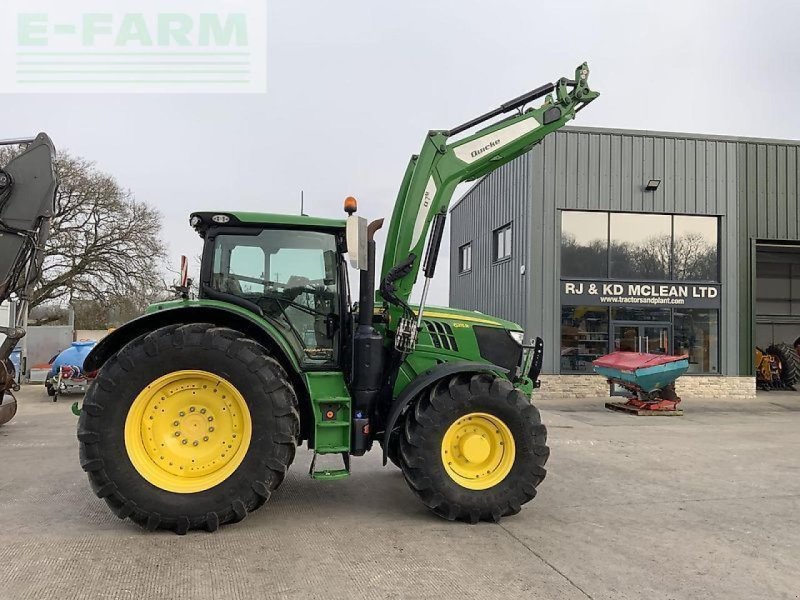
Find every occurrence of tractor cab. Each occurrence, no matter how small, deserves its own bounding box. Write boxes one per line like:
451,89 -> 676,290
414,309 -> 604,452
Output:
190,212 -> 349,369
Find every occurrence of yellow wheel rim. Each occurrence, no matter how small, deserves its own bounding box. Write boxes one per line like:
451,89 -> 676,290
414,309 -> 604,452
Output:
124,370 -> 252,494
441,412 -> 515,490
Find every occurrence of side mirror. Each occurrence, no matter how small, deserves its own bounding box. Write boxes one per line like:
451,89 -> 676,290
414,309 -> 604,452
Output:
346,215 -> 367,270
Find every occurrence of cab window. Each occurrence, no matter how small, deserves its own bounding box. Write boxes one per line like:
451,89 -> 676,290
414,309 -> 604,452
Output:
209,229 -> 340,367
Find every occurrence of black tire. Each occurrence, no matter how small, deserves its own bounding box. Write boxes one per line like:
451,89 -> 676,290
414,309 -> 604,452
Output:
399,372 -> 549,523
78,323 -> 300,534
767,343 -> 800,386
46,384 -> 56,397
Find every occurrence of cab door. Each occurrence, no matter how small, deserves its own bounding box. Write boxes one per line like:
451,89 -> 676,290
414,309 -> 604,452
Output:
203,227 -> 345,369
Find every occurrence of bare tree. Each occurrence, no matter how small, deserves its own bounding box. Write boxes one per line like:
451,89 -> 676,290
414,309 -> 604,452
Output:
0,147 -> 167,313
72,287 -> 167,329
673,232 -> 717,280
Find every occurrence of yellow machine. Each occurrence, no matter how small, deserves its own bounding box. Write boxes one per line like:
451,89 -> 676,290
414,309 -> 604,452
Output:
756,343 -> 800,391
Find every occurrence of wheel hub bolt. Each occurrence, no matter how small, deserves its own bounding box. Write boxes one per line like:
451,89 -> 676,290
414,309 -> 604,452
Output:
203,436 -> 209,442
179,411 -> 185,417
173,421 -> 180,426
208,416 -> 214,422
174,432 -> 181,437
200,408 -> 206,414
193,441 -> 199,446
182,439 -> 187,445
209,427 -> 215,432
190,407 -> 195,412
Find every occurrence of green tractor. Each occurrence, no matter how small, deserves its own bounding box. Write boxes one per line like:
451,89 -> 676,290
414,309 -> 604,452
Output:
78,64 -> 599,533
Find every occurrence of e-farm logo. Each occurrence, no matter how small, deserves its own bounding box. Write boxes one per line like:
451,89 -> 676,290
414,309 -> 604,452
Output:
0,0 -> 267,94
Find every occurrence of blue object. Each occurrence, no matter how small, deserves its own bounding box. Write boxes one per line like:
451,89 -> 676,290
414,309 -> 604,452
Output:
9,348 -> 21,380
48,341 -> 96,378
593,352 -> 690,393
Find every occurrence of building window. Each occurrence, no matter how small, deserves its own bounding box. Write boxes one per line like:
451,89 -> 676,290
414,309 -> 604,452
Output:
672,216 -> 719,281
560,306 -> 610,373
561,211 -> 609,278
561,211 -> 720,282
610,213 -> 672,280
458,243 -> 472,273
559,211 -> 722,375
674,309 -> 719,374
493,224 -> 512,262
560,305 -> 720,375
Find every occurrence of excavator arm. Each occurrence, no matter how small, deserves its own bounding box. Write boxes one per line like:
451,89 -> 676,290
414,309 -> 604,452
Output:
379,63 -> 598,332
0,133 -> 58,410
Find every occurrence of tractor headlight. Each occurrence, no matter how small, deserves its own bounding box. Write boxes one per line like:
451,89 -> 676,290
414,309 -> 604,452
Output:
508,330 -> 525,346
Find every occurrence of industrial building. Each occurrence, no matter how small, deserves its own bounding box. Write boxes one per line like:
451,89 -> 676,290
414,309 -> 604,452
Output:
449,126 -> 800,397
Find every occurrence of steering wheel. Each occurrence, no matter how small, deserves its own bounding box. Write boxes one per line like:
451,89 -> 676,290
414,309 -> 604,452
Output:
283,283 -> 334,301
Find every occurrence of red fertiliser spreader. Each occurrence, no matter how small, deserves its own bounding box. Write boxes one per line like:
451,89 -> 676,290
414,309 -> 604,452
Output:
592,352 -> 690,415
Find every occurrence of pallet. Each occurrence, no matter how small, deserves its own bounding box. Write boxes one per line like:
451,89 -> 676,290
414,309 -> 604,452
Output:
605,402 -> 683,416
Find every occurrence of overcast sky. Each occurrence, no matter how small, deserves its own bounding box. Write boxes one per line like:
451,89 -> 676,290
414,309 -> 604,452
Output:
7,0 -> 800,306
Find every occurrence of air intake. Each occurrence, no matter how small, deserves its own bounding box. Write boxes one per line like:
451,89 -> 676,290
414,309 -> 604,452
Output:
422,320 -> 459,352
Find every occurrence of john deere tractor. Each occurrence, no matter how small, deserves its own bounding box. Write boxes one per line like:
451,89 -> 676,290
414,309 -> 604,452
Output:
78,64 -> 599,533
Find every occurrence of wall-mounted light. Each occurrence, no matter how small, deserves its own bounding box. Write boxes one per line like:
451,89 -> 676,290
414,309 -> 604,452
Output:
645,179 -> 661,191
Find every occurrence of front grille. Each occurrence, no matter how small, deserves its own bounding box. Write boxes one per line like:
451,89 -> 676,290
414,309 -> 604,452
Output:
474,326 -> 522,373
422,320 -> 459,352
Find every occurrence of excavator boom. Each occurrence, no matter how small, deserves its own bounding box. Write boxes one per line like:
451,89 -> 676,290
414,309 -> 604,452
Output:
0,133 -> 58,419
379,63 -> 598,326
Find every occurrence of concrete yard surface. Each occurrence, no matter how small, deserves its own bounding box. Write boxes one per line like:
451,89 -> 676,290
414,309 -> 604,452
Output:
1,386 -> 799,600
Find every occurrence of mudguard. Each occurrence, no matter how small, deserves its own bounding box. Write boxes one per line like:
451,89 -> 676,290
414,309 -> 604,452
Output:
84,304 -> 299,373
381,360 -> 508,465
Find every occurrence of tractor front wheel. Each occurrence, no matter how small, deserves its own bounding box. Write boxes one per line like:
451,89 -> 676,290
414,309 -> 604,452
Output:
78,323 -> 299,534
399,372 -> 549,523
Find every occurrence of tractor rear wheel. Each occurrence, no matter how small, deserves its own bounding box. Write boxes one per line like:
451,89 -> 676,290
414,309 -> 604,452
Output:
78,323 -> 299,534
767,343 -> 800,386
398,372 -> 549,523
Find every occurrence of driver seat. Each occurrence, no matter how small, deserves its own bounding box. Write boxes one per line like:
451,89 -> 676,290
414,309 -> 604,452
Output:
212,273 -> 243,296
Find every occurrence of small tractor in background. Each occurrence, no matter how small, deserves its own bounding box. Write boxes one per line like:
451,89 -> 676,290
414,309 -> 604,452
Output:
755,343 -> 800,391
78,64 -> 599,533
0,134 -> 58,426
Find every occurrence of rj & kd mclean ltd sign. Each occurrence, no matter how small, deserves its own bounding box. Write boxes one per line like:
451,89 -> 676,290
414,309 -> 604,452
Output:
561,280 -> 721,309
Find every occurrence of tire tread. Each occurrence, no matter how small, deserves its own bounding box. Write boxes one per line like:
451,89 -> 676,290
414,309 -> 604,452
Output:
398,372 -> 549,524
78,323 -> 300,534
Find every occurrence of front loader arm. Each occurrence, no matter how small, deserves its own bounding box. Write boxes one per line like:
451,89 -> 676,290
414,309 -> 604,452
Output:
379,63 -> 598,319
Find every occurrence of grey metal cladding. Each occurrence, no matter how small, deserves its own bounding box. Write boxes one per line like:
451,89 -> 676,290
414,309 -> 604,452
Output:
540,128 -> 737,216
449,154 -> 530,329
449,125 -> 800,376
736,140 -> 800,373
738,141 -> 800,241
528,128 -> 744,373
